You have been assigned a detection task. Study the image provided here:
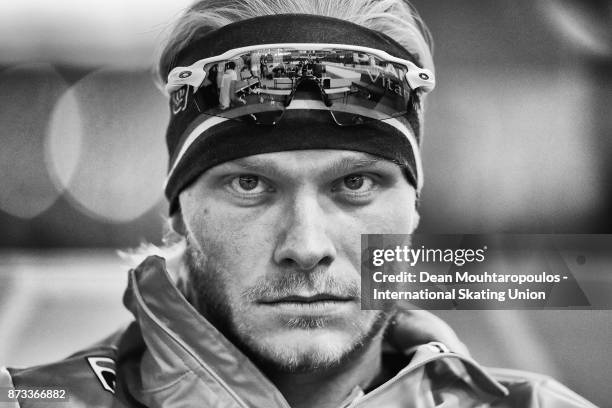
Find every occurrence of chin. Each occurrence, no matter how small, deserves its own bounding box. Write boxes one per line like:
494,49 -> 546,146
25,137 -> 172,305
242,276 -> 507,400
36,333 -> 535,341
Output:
232,310 -> 387,373
246,328 -> 358,372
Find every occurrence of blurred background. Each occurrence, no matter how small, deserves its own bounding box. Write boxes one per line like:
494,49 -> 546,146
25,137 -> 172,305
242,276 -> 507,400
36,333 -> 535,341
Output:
0,0 -> 610,406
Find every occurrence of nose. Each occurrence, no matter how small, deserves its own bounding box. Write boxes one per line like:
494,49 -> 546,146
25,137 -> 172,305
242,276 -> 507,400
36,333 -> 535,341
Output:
273,191 -> 336,271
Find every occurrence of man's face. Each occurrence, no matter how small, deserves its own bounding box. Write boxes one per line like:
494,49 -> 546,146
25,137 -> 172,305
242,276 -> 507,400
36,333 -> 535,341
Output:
178,148 -> 418,371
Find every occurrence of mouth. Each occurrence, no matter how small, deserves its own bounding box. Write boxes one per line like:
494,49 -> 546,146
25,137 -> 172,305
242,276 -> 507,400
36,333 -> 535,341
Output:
256,293 -> 357,315
258,293 -> 356,304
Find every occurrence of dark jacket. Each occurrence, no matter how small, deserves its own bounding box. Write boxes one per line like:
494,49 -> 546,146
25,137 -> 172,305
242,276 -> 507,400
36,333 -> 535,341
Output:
1,256 -> 597,407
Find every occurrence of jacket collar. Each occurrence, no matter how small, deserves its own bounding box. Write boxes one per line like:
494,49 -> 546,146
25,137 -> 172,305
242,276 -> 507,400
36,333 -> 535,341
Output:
123,255 -> 507,408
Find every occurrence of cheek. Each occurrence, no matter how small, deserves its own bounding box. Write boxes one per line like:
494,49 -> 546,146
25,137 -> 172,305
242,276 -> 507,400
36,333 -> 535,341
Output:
333,191 -> 417,269
181,195 -> 276,293
361,207 -> 414,233
338,192 -> 417,235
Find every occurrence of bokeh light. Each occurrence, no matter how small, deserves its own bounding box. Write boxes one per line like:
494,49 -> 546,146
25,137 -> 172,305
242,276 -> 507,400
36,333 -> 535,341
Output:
421,66 -> 604,232
543,0 -> 612,58
45,68 -> 168,223
0,0 -> 192,69
46,82 -> 82,195
0,64 -> 68,219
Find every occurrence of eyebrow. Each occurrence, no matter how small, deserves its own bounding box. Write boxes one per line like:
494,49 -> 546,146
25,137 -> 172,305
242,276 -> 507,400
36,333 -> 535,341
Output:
327,156 -> 384,175
230,154 -> 385,178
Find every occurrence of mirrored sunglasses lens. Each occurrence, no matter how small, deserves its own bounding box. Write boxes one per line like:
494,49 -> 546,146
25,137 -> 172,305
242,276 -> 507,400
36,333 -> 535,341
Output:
197,48 -> 409,122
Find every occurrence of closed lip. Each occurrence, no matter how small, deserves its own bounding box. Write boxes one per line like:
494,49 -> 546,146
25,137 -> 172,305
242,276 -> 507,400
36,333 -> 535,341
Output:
258,293 -> 355,304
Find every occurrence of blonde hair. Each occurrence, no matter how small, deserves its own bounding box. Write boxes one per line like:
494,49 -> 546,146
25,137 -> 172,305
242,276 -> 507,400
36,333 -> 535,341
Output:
118,218 -> 188,278
157,0 -> 434,84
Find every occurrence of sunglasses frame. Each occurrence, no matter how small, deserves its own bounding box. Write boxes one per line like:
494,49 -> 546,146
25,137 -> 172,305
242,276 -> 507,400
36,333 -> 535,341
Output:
166,43 -> 435,94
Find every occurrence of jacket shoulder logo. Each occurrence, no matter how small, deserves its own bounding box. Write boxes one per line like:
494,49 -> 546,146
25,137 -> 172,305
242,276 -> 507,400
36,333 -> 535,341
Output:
87,356 -> 116,394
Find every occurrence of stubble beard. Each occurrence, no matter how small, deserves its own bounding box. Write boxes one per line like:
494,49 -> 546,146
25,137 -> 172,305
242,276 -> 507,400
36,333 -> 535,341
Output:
183,237 -> 391,373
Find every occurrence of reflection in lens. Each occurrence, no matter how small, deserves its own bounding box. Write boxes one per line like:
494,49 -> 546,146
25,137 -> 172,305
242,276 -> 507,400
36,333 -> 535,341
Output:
189,48 -> 413,126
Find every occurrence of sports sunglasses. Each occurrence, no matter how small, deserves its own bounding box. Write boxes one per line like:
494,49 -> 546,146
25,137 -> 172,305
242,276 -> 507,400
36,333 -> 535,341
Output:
166,43 -> 435,126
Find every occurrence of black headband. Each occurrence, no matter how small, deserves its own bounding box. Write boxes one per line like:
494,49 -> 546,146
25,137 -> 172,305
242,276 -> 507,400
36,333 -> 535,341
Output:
164,14 -> 428,213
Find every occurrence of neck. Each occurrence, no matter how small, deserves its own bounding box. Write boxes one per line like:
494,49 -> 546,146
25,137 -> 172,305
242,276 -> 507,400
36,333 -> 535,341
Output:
264,333 -> 386,408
